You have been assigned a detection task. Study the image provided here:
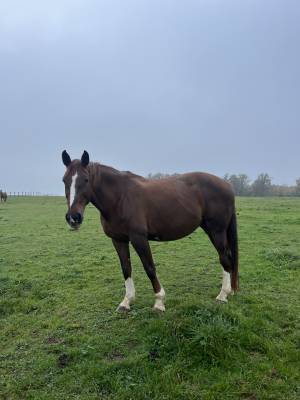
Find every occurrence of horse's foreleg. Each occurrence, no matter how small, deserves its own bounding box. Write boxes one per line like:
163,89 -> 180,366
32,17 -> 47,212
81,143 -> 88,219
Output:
130,234 -> 166,311
112,239 -> 135,312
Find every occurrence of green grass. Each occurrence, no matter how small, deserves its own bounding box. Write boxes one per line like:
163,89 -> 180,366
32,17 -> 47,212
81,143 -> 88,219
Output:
0,196 -> 299,399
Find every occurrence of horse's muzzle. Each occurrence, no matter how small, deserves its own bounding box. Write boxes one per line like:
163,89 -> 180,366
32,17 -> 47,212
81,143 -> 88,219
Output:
65,212 -> 83,229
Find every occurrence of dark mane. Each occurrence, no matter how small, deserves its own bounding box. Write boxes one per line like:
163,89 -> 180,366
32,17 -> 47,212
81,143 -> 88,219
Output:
88,162 -> 145,181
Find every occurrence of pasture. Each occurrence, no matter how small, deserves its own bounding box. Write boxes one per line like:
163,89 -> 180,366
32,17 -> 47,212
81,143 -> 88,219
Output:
0,196 -> 299,399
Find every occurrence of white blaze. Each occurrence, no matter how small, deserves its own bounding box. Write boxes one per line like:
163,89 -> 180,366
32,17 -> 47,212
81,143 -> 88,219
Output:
70,173 -> 78,207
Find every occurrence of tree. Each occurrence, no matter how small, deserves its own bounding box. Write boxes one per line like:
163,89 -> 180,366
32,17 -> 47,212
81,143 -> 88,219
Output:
295,178 -> 300,196
251,173 -> 272,196
147,172 -> 178,180
224,174 -> 251,196
271,184 -> 294,196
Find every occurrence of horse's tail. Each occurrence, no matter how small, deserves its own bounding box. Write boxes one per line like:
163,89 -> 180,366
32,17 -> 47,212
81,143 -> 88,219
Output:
227,210 -> 239,292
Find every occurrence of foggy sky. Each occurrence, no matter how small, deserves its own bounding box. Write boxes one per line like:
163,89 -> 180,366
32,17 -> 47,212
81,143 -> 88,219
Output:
0,0 -> 299,194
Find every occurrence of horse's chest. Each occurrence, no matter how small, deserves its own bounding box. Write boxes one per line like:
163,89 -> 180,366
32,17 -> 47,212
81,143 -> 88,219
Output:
101,217 -> 128,241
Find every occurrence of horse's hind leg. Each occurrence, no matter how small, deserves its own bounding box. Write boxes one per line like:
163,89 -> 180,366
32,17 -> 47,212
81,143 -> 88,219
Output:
112,239 -> 135,312
130,234 -> 166,311
206,229 -> 234,302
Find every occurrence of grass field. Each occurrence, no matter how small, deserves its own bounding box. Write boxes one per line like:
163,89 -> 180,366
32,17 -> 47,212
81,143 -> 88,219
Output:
0,196 -> 299,400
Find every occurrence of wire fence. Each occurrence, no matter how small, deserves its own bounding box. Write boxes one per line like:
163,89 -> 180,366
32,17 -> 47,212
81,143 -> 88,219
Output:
4,192 -> 58,197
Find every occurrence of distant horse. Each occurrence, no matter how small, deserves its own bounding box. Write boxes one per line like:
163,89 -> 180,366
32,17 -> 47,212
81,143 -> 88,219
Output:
0,191 -> 7,202
62,150 -> 239,312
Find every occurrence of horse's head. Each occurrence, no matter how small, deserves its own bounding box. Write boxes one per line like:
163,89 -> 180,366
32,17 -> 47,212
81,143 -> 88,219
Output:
62,150 -> 91,230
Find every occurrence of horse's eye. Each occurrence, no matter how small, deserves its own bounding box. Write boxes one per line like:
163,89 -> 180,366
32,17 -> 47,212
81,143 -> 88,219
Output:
85,178 -> 89,183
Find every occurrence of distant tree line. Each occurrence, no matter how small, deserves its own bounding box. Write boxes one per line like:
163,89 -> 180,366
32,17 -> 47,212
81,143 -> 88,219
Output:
147,173 -> 179,180
224,173 -> 300,196
147,172 -> 300,196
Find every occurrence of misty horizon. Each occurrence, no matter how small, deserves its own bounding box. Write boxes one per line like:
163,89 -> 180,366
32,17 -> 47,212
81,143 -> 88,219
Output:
1,157 -> 298,196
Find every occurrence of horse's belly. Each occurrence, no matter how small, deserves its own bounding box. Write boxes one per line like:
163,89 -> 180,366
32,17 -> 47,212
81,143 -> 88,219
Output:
151,228 -> 198,241
147,207 -> 202,241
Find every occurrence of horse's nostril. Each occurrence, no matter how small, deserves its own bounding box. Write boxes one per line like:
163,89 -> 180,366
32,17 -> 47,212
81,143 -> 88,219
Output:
65,213 -> 70,222
71,213 -> 82,224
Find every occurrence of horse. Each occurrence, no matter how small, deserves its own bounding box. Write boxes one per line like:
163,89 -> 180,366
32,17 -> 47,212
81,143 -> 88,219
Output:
0,191 -> 7,202
62,150 -> 239,312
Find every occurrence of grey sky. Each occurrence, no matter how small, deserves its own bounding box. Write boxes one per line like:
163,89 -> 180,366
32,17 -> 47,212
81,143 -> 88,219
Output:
0,0 -> 299,194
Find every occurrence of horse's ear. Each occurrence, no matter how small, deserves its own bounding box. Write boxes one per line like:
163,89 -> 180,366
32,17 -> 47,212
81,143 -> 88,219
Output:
62,150 -> 71,167
81,150 -> 89,167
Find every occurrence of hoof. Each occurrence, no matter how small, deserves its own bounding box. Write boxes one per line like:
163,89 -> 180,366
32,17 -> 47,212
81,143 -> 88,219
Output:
153,304 -> 165,312
116,305 -> 130,313
216,295 -> 228,303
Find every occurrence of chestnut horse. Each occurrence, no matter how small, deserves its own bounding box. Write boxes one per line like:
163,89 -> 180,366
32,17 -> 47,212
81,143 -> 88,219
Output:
62,150 -> 238,312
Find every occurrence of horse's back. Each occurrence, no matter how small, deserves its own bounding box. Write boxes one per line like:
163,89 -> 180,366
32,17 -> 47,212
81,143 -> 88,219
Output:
129,172 -> 234,240
141,171 -> 233,205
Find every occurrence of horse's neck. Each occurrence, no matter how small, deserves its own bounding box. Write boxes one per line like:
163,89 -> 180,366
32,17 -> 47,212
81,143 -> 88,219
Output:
89,163 -> 123,219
